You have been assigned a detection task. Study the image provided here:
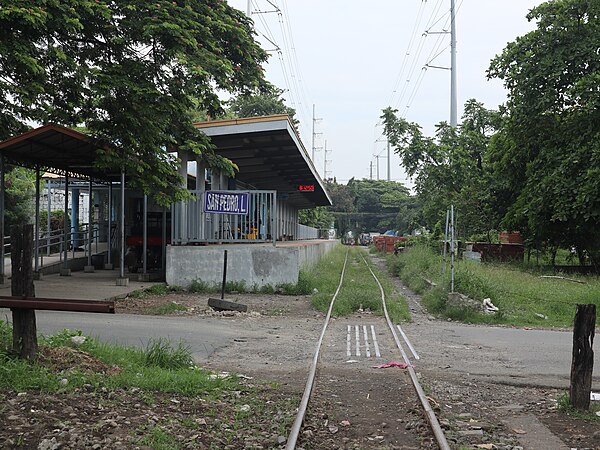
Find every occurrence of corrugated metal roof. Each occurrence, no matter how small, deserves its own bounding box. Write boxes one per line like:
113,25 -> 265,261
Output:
194,115 -> 331,208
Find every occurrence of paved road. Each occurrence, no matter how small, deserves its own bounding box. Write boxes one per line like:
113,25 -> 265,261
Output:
2,308 -> 597,390
1,309 -> 243,362
405,320 -> 596,389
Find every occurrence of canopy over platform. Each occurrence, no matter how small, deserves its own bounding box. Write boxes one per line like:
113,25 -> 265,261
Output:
0,124 -> 119,182
194,115 -> 331,209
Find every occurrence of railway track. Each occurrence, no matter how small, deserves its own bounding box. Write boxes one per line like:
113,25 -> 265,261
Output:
285,249 -> 450,450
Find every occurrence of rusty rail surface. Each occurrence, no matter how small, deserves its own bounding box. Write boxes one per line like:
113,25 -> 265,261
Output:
0,296 -> 115,313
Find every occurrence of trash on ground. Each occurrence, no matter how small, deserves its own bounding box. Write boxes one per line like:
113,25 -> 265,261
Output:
482,298 -> 499,313
535,313 -> 548,320
372,361 -> 415,369
591,392 -> 600,401
540,275 -> 585,284
345,359 -> 358,363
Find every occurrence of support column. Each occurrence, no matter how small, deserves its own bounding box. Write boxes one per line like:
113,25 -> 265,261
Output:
0,155 -> 5,284
71,188 -> 80,251
142,193 -> 148,276
105,182 -> 113,269
178,150 -> 188,244
33,168 -> 41,279
60,175 -> 71,276
116,170 -> 128,286
84,179 -> 94,272
271,192 -> 277,247
196,158 -> 206,241
161,206 -> 167,275
46,180 -> 51,257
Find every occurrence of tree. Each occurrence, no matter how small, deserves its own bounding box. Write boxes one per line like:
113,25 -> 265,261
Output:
488,0 -> 600,265
298,207 -> 333,231
381,100 -> 502,238
4,167 -> 35,230
0,0 -> 268,204
325,178 -> 414,237
227,82 -> 298,126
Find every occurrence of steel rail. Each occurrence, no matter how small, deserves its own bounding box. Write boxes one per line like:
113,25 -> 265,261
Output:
284,250 -> 349,450
360,252 -> 451,450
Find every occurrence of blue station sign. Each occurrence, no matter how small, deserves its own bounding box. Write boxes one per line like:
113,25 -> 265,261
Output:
204,191 -> 249,215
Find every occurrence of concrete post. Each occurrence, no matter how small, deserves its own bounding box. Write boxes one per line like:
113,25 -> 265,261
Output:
0,154 -> 5,284
84,179 -> 94,272
105,183 -> 113,269
178,150 -> 188,244
116,170 -> 128,286
71,188 -> 79,251
34,168 -> 41,278
46,180 -> 51,257
60,175 -> 71,276
142,194 -> 147,275
196,158 -> 206,240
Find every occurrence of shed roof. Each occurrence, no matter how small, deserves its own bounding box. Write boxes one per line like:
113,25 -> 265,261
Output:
0,124 -> 119,181
194,115 -> 331,208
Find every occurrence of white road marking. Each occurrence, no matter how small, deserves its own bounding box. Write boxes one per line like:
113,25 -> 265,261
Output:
371,325 -> 381,358
362,325 -> 371,358
355,325 -> 361,356
346,325 -> 351,357
397,325 -> 420,360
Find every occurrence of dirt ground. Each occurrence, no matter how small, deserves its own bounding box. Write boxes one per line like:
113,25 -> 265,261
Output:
2,261 -> 599,449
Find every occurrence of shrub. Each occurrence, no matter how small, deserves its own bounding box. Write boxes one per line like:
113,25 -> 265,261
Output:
144,338 -> 194,370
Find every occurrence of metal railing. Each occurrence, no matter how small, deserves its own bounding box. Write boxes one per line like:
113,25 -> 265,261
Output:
172,190 -> 277,245
297,223 -> 319,240
2,222 -> 103,269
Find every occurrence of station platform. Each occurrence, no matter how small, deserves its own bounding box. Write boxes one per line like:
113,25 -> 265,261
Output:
166,239 -> 339,289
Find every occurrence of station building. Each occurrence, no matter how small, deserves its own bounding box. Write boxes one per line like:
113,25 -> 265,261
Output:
0,115 -> 336,289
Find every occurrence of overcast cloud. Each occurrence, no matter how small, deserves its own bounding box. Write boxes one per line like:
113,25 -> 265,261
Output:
227,1 -> 546,187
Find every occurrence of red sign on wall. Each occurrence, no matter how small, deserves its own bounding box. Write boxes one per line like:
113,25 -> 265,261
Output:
298,185 -> 315,191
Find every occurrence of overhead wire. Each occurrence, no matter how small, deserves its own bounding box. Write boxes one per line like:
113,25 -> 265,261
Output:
250,0 -> 313,149
388,0 -> 428,107
373,0 -> 464,182
275,0 -> 312,133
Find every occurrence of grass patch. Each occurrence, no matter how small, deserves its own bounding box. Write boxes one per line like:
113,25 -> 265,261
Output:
307,246 -> 411,322
0,325 -> 238,396
138,426 -> 181,450
144,337 -> 193,369
145,302 -> 188,315
557,393 -> 600,421
388,245 -> 600,327
128,284 -> 183,298
188,276 -> 311,296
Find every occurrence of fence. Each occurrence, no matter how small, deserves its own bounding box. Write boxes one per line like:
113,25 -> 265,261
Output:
172,190 -> 278,245
171,190 -> 322,245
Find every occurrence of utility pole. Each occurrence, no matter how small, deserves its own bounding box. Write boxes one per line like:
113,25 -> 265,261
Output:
247,0 -> 251,16
450,0 -> 458,128
375,155 -> 380,180
311,104 -> 322,162
323,140 -> 332,180
387,140 -> 391,181
369,161 -> 374,180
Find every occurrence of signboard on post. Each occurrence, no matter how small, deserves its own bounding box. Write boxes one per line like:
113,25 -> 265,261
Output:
204,191 -> 249,215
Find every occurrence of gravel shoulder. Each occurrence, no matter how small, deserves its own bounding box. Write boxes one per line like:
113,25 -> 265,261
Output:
2,257 -> 599,449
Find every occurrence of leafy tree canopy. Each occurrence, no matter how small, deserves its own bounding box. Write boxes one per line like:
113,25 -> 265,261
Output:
381,99 -> 501,238
227,82 -> 297,123
488,0 -> 600,261
0,0 -> 268,204
326,178 -> 414,237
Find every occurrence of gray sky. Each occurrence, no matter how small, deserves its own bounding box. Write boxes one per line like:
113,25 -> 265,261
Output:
227,0 -> 545,187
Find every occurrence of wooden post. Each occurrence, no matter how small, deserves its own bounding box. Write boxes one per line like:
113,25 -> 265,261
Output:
10,224 -> 37,361
569,304 -> 595,410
